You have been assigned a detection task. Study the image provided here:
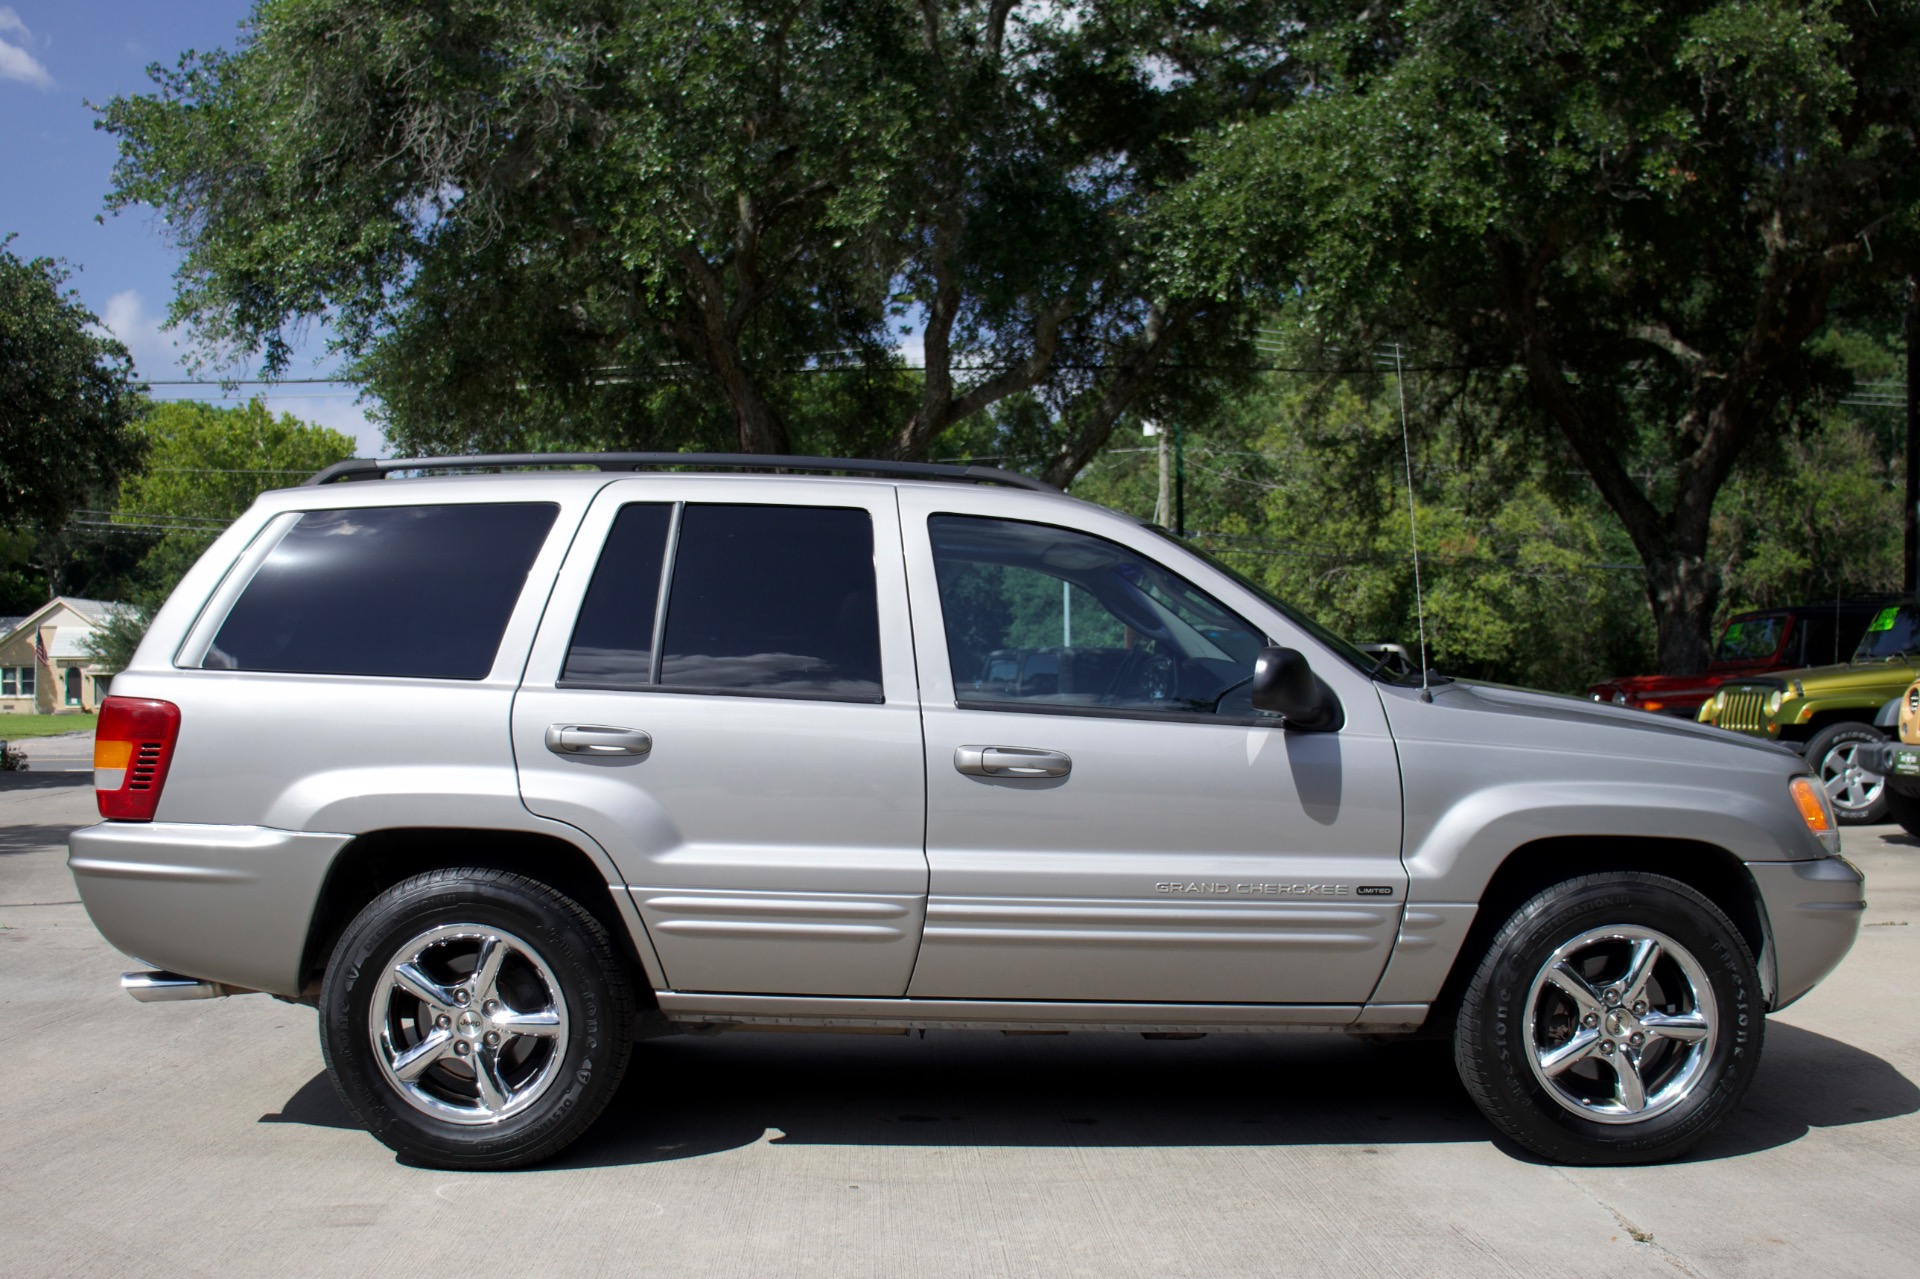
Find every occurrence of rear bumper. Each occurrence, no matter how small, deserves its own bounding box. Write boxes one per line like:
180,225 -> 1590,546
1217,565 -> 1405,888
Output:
69,821 -> 349,998
1746,855 -> 1866,1010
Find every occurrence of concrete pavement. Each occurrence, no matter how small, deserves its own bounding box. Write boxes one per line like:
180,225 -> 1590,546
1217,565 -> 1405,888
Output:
3,771 -> 1916,1277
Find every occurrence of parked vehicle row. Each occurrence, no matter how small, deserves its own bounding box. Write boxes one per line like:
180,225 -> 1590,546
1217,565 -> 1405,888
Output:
71,454 -> 1863,1171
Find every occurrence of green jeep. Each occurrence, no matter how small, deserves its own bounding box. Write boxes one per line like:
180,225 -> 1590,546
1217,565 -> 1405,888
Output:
1697,601 -> 1919,823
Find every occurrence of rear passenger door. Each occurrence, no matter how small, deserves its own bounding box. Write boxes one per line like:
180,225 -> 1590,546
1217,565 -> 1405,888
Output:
512,479 -> 928,997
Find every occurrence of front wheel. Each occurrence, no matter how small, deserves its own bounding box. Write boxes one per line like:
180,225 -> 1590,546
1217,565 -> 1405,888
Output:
1453,872 -> 1762,1165
320,868 -> 634,1169
1805,722 -> 1888,825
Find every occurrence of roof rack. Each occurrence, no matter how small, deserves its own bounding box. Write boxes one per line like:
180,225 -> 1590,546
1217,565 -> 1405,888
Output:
305,452 -> 1059,493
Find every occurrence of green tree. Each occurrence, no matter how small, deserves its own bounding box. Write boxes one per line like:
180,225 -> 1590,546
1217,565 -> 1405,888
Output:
1075,358 -> 1656,694
99,1 -> 1293,480
116,399 -> 355,605
0,237 -> 146,599
1162,0 -> 1920,674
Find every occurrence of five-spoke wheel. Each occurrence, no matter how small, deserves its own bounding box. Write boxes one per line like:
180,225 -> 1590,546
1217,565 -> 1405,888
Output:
369,924 -> 570,1124
1455,872 -> 1761,1165
1524,925 -> 1716,1123
321,868 -> 633,1169
1805,722 -> 1888,825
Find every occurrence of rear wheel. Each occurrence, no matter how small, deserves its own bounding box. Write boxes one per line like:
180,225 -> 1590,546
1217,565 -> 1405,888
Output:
1804,722 -> 1888,825
320,867 -> 634,1169
1453,872 -> 1762,1165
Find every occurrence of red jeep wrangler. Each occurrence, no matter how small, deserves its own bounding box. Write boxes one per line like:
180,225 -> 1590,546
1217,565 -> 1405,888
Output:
1588,600 -> 1887,717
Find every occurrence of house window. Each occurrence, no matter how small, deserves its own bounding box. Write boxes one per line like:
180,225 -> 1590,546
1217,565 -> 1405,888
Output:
64,667 -> 82,706
1,667 -> 34,697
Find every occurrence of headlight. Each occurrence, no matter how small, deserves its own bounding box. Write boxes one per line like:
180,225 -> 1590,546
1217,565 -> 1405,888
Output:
1714,690 -> 1727,710
1789,776 -> 1841,855
1612,691 -> 1627,706
1767,689 -> 1784,715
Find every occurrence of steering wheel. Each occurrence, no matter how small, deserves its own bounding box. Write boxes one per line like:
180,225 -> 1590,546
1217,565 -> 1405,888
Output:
1108,646 -> 1179,704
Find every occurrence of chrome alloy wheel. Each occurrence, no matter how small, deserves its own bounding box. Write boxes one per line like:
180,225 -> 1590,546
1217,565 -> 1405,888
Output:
368,924 -> 570,1125
1820,740 -> 1885,818
1523,924 -> 1717,1125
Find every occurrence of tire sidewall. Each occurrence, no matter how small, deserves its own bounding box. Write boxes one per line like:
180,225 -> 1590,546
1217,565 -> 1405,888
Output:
320,872 -> 628,1169
1466,875 -> 1762,1164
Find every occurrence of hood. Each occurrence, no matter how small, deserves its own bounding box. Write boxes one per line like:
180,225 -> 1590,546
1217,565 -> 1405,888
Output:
1718,656 -> 1919,698
1383,678 -> 1801,766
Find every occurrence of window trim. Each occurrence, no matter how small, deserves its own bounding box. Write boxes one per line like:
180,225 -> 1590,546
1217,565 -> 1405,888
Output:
555,679 -> 884,706
952,695 -> 1282,729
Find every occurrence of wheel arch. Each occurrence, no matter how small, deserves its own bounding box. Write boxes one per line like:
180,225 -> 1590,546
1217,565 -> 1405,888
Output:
1800,708 -> 1880,737
1424,835 -> 1776,1033
298,827 -> 663,1006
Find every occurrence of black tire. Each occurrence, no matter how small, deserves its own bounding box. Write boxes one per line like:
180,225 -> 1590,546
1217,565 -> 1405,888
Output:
1885,785 -> 1920,838
1804,721 -> 1888,825
320,868 -> 634,1170
1453,872 -> 1762,1165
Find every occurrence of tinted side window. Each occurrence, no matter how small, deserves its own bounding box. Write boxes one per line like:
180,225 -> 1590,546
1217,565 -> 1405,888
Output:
562,504 -> 674,687
929,514 -> 1265,717
206,503 -> 558,679
659,505 -> 881,701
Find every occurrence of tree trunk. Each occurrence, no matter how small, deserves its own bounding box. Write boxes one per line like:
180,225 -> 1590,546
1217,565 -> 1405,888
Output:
1643,549 -> 1718,676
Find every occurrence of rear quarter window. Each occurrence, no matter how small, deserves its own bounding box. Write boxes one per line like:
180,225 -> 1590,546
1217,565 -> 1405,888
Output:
204,503 -> 559,679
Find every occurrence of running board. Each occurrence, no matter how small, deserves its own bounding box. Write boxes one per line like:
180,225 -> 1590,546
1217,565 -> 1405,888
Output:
655,993 -> 1428,1035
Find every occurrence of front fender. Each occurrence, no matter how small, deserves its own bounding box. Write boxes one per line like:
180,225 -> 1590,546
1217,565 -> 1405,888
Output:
1403,780 -> 1812,904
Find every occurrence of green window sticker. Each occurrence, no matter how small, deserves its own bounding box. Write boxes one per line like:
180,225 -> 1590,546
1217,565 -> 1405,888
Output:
1870,607 -> 1900,633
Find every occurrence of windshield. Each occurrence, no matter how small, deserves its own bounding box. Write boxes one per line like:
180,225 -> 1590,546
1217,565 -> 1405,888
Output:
1713,615 -> 1785,663
1148,527 -> 1423,686
1852,605 -> 1920,661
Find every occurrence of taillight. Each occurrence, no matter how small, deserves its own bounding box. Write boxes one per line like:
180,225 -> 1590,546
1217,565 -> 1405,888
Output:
95,696 -> 182,821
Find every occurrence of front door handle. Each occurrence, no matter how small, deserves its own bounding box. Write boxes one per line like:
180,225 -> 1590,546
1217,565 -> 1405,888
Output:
955,745 -> 1072,778
545,724 -> 653,757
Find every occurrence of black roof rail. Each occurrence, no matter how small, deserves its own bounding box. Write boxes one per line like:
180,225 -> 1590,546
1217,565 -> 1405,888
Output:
305,452 -> 1059,494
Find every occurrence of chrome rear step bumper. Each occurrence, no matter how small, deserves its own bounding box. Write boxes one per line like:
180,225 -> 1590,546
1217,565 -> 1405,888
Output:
122,971 -> 256,1003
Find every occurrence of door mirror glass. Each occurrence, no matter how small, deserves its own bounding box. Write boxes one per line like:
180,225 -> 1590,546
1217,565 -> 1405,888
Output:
1250,646 -> 1343,731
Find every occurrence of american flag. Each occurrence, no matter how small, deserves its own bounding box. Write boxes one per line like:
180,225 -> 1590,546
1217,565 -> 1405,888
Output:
34,632 -> 48,667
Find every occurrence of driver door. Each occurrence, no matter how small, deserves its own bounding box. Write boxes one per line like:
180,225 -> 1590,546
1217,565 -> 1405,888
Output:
897,488 -> 1406,1006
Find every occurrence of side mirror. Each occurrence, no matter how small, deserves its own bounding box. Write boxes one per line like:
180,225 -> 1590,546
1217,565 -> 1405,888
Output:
1250,646 -> 1343,731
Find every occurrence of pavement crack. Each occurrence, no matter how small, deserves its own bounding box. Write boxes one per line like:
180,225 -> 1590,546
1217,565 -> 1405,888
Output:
1552,1168 -> 1704,1276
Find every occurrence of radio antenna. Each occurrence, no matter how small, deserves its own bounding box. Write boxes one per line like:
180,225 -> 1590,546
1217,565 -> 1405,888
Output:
1385,342 -> 1433,702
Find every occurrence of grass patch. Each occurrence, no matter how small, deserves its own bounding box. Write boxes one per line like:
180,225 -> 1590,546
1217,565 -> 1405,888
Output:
0,713 -> 97,739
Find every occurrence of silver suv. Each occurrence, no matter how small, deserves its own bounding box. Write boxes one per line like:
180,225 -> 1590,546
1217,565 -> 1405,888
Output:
71,454 -> 1864,1169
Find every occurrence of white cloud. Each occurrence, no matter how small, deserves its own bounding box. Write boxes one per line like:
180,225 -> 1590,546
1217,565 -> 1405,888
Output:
0,7 -> 51,89
97,289 -> 181,374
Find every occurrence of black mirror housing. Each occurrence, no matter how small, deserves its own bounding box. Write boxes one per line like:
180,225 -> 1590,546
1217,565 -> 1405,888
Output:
1250,646 -> 1343,731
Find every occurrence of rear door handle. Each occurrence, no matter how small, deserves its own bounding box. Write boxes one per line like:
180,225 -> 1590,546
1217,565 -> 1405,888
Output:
545,724 -> 653,757
954,745 -> 1072,778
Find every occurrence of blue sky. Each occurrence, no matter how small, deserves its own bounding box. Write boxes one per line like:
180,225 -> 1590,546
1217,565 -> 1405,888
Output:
0,1 -> 386,454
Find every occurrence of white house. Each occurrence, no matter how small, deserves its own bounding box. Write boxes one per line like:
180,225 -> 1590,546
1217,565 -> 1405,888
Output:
0,598 -> 132,716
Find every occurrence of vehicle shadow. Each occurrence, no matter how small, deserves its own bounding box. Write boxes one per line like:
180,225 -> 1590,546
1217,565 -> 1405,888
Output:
0,772 -> 93,795
0,822 -> 90,856
262,1019 -> 1918,1169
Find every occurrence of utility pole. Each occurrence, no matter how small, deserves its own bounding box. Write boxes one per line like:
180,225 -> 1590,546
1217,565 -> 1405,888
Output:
1174,418 -> 1187,539
1907,275 -> 1918,595
1149,419 -> 1171,528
